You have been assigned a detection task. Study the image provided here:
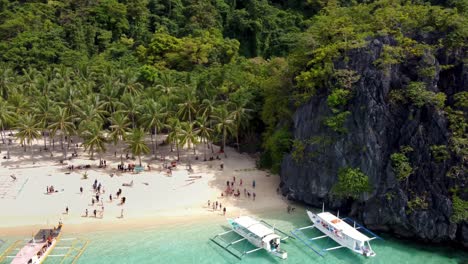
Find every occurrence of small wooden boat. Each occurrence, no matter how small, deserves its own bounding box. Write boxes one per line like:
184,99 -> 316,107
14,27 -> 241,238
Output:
10,222 -> 63,264
292,206 -> 382,257
211,216 -> 291,259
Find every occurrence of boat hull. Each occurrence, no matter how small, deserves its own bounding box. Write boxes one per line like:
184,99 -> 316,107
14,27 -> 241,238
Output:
229,219 -> 287,259
306,211 -> 375,257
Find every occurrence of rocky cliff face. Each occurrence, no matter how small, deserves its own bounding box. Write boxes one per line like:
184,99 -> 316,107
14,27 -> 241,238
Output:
280,37 -> 467,246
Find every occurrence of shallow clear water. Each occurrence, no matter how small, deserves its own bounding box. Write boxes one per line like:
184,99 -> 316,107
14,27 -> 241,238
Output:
1,210 -> 467,264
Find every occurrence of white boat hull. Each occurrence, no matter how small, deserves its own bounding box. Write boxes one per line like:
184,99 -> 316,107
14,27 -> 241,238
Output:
307,211 -> 376,257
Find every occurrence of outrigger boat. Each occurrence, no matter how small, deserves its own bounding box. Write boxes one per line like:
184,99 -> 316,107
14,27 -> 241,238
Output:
291,206 -> 382,257
10,222 -> 63,264
211,216 -> 291,259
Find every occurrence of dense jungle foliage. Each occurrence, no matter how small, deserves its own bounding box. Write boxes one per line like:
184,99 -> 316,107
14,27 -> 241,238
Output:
0,0 -> 466,191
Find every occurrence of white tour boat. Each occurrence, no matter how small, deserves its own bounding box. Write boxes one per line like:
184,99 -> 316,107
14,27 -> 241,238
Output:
292,206 -> 382,257
10,223 -> 62,264
211,216 -> 291,259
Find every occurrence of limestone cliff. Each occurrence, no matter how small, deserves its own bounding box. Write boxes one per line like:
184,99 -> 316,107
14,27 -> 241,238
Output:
280,37 -> 467,246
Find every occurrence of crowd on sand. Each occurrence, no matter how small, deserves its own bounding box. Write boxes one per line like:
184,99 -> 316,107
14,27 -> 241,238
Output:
208,176 -> 259,216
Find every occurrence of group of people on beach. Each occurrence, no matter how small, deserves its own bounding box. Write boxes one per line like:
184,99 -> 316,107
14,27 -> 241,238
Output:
75,178 -> 126,219
67,164 -> 91,170
208,200 -> 227,215
46,185 -> 56,194
98,159 -> 108,168
117,163 -> 136,172
223,177 -> 257,201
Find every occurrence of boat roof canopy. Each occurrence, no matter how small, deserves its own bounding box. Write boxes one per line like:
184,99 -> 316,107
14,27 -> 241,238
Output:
262,233 -> 281,243
234,216 -> 275,239
318,212 -> 370,242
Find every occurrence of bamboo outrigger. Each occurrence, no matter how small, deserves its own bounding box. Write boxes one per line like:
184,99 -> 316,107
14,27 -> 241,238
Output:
9,222 -> 63,264
211,216 -> 292,259
292,206 -> 382,257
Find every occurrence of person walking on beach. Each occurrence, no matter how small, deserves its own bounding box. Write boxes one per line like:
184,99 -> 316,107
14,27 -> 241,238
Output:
253,192 -> 256,201
93,209 -> 97,218
208,200 -> 210,207
215,201 -> 218,210
223,207 -> 226,216
240,179 -> 242,186
110,194 -> 112,202
92,198 -> 95,206
65,206 -> 69,214
252,180 -> 256,189
120,208 -> 124,218
212,203 -> 215,211
85,209 -> 88,217
80,187 -> 83,194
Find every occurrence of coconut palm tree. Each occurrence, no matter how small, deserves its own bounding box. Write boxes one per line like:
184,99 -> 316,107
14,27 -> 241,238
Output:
141,99 -> 166,159
195,115 -> 213,161
177,85 -> 198,123
121,93 -> 140,129
34,97 -> 55,150
230,102 -> 252,152
120,69 -> 143,96
179,121 -> 199,168
0,98 -> 16,145
109,112 -> 131,165
198,96 -> 218,153
126,128 -> 150,167
100,81 -> 125,114
0,65 -> 16,99
81,121 -> 107,160
15,114 -> 41,159
49,106 -> 75,159
212,106 -> 235,158
166,117 -> 182,161
20,67 -> 41,97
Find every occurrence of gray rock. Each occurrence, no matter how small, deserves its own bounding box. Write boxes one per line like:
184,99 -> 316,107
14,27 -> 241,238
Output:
280,37 -> 467,247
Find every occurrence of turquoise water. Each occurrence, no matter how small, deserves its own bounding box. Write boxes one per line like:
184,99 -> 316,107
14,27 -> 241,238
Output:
1,210 -> 467,264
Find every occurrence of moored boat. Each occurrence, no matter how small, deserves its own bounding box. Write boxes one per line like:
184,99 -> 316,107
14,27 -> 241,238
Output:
11,222 -> 63,264
291,207 -> 382,258
211,216 -> 290,259
306,210 -> 377,257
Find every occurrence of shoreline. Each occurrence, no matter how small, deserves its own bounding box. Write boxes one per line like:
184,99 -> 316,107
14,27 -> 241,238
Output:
0,204 -> 291,237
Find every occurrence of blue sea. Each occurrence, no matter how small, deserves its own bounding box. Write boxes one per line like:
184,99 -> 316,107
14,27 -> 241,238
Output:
1,209 -> 466,264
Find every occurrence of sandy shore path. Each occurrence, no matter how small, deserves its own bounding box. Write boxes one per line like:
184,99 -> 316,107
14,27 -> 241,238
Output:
0,136 -> 288,236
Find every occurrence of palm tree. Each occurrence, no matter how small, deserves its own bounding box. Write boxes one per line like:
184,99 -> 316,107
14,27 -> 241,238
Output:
179,121 -> 199,168
177,85 -> 198,123
166,117 -> 182,161
120,69 -> 143,96
212,106 -> 235,158
100,81 -> 125,114
109,112 -> 131,165
126,128 -> 150,166
141,99 -> 166,160
81,121 -> 107,160
34,97 -> 55,150
121,93 -> 140,129
15,114 -> 42,159
199,96 -> 218,153
0,98 -> 16,158
230,102 -> 252,152
20,67 -> 41,97
0,65 -> 16,99
49,106 -> 75,159
195,115 -> 213,161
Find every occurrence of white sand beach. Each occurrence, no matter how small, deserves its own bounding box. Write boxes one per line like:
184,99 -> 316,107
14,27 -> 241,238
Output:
0,134 -> 289,236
